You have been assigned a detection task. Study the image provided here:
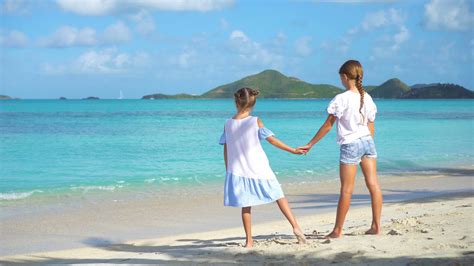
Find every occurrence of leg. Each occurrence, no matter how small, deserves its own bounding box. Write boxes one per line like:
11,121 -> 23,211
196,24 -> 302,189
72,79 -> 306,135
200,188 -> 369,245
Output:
276,197 -> 307,243
360,157 -> 383,235
325,163 -> 357,238
241,207 -> 253,247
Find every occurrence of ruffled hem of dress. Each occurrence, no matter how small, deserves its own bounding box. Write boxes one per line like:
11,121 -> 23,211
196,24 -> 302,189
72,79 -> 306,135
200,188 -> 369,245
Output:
224,172 -> 284,207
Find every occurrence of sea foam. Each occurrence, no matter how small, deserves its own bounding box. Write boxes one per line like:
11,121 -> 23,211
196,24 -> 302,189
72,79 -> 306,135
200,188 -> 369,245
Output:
0,190 -> 44,201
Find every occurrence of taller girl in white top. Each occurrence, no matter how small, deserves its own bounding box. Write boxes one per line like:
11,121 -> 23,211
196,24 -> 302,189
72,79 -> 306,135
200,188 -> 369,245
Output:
299,60 -> 383,238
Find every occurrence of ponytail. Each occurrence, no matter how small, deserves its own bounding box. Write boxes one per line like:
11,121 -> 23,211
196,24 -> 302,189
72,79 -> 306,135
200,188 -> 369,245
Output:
355,74 -> 365,122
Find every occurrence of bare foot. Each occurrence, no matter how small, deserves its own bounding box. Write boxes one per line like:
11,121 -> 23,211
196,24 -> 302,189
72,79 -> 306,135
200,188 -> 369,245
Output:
293,228 -> 307,244
324,230 -> 342,239
243,241 -> 253,248
365,227 -> 381,235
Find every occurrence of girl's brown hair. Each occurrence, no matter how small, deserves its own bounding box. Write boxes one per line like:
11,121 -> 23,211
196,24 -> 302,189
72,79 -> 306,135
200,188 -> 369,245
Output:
339,60 -> 365,120
234,87 -> 260,111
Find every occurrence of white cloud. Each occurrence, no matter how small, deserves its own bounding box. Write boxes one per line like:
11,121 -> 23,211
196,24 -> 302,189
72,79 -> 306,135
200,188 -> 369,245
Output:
270,32 -> 287,54
319,35 -> 351,56
0,29 -> 28,47
424,0 -> 474,31
74,49 -> 118,73
38,26 -> 98,48
321,8 -> 408,57
230,30 -> 249,42
229,30 -> 283,67
103,21 -> 132,43
177,50 -> 195,68
294,36 -> 313,57
114,53 -> 130,67
274,32 -> 287,45
56,0 -> 234,15
74,49 -> 141,73
129,10 -> 156,35
41,48 -> 150,75
373,26 -> 410,58
0,0 -> 31,15
356,8 -> 405,33
40,62 -> 67,75
139,0 -> 234,11
309,0 -> 397,2
56,0 -> 119,15
391,25 -> 409,50
38,21 -> 132,48
357,9 -> 409,58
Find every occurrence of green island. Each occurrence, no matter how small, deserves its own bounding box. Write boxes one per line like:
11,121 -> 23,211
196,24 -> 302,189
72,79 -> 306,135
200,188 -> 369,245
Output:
142,70 -> 473,100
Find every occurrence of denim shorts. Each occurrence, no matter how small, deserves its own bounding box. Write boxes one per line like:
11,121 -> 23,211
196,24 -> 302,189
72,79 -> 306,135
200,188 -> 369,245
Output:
340,135 -> 377,165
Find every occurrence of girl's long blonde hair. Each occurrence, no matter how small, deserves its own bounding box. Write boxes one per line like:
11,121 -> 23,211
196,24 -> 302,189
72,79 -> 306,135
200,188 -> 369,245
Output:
339,60 -> 365,121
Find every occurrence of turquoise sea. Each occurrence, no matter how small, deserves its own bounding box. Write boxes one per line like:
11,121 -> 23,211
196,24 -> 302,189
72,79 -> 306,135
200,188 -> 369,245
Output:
0,99 -> 473,202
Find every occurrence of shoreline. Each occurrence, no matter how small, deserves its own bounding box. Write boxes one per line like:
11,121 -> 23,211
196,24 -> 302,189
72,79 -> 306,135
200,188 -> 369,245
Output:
0,167 -> 473,257
1,159 -> 472,206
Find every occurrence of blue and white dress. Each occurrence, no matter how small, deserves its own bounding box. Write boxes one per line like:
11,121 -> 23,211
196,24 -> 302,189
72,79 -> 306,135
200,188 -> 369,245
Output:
219,116 -> 284,207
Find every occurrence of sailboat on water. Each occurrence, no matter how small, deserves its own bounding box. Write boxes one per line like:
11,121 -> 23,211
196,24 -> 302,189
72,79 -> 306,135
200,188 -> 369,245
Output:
118,90 -> 124,100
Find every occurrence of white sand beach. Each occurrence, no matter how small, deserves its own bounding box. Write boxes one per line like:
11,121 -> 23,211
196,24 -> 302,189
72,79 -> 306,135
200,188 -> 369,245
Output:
1,168 -> 473,265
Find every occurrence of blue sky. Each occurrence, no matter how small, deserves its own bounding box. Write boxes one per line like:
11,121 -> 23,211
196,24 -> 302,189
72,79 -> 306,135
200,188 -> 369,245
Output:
1,0 -> 473,99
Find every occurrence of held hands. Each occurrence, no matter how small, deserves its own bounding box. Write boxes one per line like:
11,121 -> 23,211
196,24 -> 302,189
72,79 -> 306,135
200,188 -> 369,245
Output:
292,147 -> 307,155
296,144 -> 313,155
267,135 -> 312,155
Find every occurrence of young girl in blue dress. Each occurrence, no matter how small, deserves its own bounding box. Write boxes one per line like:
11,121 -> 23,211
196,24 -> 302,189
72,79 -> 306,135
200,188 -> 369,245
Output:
219,87 -> 307,248
299,60 -> 383,238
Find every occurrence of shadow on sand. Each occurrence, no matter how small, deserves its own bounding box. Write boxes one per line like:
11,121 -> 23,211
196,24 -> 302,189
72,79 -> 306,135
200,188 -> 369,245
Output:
1,190 -> 472,265
385,166 -> 474,177
288,188 -> 473,211
1,238 -> 473,265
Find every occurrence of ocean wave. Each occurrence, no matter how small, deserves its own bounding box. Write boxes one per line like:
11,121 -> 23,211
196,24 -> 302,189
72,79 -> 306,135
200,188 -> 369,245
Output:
0,189 -> 44,201
70,185 -> 122,192
159,177 -> 180,181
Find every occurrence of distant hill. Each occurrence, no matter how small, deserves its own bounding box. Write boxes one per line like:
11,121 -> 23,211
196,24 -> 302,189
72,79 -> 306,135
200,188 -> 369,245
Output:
411,83 -> 438,89
82,96 -> 100,100
0,95 -> 12,100
368,78 -> 411,98
141,70 -> 472,100
142,93 -> 198,99
367,81 -> 473,99
364,85 -> 378,92
201,70 -> 342,98
402,84 -> 474,99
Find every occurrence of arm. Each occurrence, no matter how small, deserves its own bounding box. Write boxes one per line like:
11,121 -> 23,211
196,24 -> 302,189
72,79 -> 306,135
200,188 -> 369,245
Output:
300,115 -> 336,151
257,118 -> 304,155
223,144 -> 228,171
266,136 -> 302,154
220,126 -> 228,171
368,121 -> 375,138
